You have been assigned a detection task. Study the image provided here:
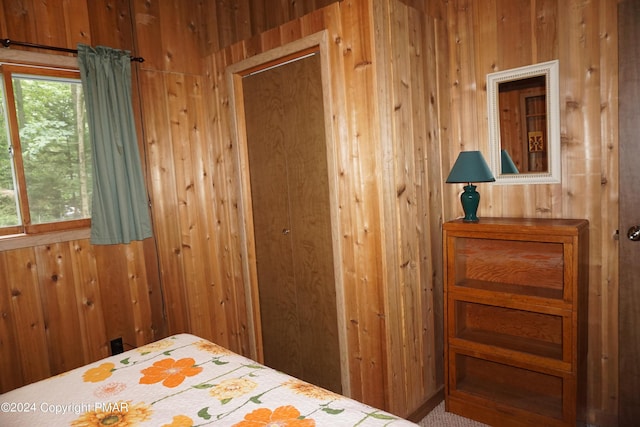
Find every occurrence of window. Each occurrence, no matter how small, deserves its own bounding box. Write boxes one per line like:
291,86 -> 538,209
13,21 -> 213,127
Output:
0,63 -> 91,236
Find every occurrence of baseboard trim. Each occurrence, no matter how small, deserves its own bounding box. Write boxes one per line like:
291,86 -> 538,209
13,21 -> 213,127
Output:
407,387 -> 445,423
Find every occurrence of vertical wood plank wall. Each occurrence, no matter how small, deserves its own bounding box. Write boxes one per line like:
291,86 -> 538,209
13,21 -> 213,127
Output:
207,0 -> 445,415
211,1 -> 385,409
373,0 -> 447,414
0,0 -> 622,424
444,1 -> 618,425
0,0 -> 169,393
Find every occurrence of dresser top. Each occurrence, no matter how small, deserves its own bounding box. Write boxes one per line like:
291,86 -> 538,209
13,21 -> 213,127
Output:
443,217 -> 589,234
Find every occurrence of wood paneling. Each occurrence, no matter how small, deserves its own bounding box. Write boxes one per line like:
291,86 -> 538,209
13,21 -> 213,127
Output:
0,239 -> 159,393
0,0 -> 166,392
373,0 -> 446,416
36,242 -> 89,374
209,0 -> 445,417
86,0 -> 133,50
444,0 -> 619,425
136,63 -> 251,351
0,0 -> 623,424
203,0 -> 337,54
0,248 -> 49,387
132,0 -> 208,74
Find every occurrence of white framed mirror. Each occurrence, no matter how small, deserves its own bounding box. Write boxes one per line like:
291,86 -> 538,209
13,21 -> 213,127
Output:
487,60 -> 560,184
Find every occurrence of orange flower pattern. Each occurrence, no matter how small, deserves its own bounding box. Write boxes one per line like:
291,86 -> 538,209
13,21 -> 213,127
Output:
162,414 -> 194,427
139,357 -> 203,388
71,401 -> 151,427
195,339 -> 233,355
0,334 -> 415,427
284,379 -> 340,401
82,362 -> 115,383
93,381 -> 127,398
233,405 -> 315,427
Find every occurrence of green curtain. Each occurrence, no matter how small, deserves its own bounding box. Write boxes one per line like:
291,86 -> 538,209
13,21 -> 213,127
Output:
77,44 -> 152,245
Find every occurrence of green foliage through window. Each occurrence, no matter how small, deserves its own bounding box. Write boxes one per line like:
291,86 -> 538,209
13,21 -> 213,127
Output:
0,64 -> 92,233
0,85 -> 19,226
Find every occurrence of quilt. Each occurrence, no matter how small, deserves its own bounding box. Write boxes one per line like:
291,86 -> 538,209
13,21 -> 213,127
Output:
0,333 -> 418,426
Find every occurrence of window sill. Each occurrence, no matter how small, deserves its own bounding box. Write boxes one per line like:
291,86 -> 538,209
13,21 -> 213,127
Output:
0,228 -> 91,251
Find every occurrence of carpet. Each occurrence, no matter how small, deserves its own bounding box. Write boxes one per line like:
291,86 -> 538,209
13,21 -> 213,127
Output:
418,402 -> 489,427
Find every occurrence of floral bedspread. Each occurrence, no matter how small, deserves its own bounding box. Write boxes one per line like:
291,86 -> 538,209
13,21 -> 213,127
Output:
0,333 -> 418,426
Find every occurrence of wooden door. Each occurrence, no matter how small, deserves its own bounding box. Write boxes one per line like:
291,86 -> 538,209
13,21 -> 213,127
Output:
242,52 -> 342,393
618,1 -> 640,424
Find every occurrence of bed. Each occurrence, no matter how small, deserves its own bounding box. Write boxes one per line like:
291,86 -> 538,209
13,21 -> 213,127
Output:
0,333 -> 418,426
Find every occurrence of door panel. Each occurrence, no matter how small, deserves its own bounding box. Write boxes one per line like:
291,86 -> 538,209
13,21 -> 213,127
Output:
618,1 -> 640,423
243,52 -> 342,393
244,70 -> 300,378
285,56 -> 341,391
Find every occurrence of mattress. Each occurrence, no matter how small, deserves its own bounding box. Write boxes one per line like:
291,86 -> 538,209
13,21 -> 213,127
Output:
0,333 -> 418,426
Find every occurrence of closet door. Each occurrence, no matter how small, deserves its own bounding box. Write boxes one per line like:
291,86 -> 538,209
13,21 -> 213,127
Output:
243,52 -> 341,393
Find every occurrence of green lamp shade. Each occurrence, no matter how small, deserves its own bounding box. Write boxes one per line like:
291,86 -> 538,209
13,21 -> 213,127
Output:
446,151 -> 495,184
501,149 -> 520,174
446,151 -> 495,222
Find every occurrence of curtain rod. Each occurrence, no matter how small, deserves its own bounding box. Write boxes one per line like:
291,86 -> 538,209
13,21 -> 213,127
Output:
1,39 -> 145,63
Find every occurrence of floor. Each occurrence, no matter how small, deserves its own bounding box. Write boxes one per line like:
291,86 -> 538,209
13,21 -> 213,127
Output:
418,402 -> 489,427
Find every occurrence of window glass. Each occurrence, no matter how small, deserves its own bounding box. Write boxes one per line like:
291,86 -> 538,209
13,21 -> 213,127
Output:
0,84 -> 20,227
0,64 -> 91,235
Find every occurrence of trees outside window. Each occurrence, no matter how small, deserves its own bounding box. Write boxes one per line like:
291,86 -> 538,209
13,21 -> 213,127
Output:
0,64 -> 91,236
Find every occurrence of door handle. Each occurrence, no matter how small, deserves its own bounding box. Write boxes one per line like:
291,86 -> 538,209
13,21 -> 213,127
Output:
282,228 -> 290,235
628,225 -> 640,241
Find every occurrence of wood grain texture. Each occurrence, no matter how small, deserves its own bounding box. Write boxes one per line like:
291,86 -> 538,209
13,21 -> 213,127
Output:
0,0 -> 623,423
244,53 -> 342,393
444,218 -> 588,426
0,248 -> 50,388
245,68 -> 302,379
0,0 -> 166,392
444,1 -> 618,424
132,0 -> 207,74
35,242 -> 86,375
337,0 -> 387,409
373,0 -> 445,416
617,0 -> 639,424
209,0 -> 444,415
0,238 -> 160,393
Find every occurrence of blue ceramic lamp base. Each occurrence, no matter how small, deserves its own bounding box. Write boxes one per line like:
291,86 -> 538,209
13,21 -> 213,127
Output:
460,184 -> 480,222
445,151 -> 495,222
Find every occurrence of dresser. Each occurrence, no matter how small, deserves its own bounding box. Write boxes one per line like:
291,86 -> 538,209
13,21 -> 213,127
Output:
443,217 -> 588,426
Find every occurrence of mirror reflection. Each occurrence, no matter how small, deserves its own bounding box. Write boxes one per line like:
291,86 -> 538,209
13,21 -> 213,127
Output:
487,60 -> 560,184
498,76 -> 546,173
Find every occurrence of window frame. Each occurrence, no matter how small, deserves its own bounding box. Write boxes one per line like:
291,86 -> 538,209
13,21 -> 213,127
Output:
0,56 -> 91,238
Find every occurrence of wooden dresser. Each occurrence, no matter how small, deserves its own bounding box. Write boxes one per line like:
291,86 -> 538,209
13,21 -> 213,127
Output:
442,218 -> 588,426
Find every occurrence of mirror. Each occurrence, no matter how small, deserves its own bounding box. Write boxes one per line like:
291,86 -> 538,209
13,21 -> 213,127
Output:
487,60 -> 560,184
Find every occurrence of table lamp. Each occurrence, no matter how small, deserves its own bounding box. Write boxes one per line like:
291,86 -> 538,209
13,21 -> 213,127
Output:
446,151 -> 495,222
501,149 -> 519,174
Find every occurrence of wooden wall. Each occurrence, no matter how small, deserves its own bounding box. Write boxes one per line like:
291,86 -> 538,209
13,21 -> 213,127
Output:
373,0 -> 448,414
443,1 -> 619,425
0,0 -> 623,425
0,231 -> 163,392
0,0 -> 338,393
204,0 -> 446,416
0,0 -> 169,393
